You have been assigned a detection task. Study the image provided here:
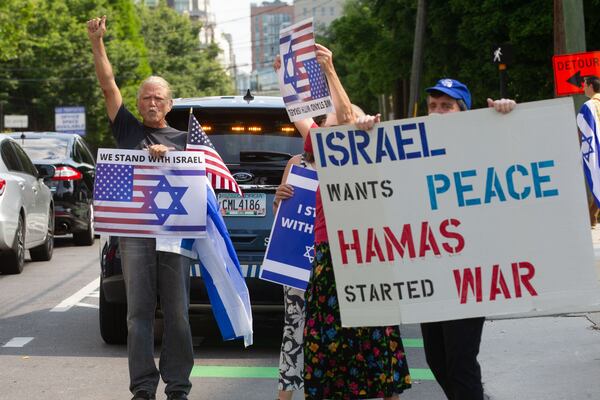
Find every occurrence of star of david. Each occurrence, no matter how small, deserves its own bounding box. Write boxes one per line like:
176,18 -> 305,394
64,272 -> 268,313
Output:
282,42 -> 299,91
139,176 -> 188,224
304,244 -> 315,264
582,133 -> 594,162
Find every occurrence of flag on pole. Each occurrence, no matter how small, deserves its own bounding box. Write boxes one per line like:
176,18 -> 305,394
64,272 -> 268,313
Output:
193,183 -> 253,346
186,111 -> 243,196
577,96 -> 600,206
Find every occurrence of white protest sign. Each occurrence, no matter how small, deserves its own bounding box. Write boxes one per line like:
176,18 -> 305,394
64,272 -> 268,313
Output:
277,18 -> 334,122
93,149 -> 207,238
311,98 -> 600,327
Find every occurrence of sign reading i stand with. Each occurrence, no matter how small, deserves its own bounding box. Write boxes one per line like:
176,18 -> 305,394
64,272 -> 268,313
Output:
553,51 -> 600,96
55,106 -> 86,135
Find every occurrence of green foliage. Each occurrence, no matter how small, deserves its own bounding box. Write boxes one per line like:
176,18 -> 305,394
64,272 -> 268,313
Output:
0,0 -> 233,151
138,1 -> 234,99
321,0 -> 600,116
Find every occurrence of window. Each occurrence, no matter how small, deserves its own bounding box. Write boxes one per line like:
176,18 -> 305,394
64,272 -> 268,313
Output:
12,137 -> 70,160
330,6 -> 334,16
303,7 -> 307,16
78,140 -> 96,165
1,141 -> 20,171
13,143 -> 38,176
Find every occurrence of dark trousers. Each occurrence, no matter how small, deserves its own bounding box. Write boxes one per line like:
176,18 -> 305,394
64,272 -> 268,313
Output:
120,237 -> 194,396
421,317 -> 485,400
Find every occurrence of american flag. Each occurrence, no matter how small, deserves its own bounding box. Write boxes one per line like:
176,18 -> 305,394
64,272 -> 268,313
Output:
93,161 -> 207,237
279,20 -> 330,104
186,112 -> 243,196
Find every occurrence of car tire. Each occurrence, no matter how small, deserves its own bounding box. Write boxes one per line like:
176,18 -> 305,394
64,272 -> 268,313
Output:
74,205 -> 94,246
30,208 -> 54,262
0,214 -> 26,274
99,277 -> 128,345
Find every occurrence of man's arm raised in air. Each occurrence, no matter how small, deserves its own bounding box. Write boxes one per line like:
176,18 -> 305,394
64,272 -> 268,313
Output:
87,16 -> 122,122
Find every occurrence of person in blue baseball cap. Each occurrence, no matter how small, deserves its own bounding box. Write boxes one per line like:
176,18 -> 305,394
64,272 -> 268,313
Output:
422,77 -> 515,400
425,78 -> 515,114
356,78 -> 516,400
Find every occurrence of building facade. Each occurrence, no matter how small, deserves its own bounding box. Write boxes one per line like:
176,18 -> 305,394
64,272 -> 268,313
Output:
293,0 -> 345,31
250,1 -> 294,94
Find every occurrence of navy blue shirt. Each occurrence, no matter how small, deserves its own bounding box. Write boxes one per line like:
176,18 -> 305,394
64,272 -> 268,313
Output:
111,105 -> 187,151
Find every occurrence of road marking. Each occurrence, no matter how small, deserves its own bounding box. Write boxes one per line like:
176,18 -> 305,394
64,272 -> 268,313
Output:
2,337 -> 34,348
190,366 -> 434,380
50,278 -> 100,312
403,338 -> 424,347
76,302 -> 99,309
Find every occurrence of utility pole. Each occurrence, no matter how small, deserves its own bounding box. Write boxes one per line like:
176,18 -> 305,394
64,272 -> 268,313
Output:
554,0 -> 586,109
408,0 -> 426,117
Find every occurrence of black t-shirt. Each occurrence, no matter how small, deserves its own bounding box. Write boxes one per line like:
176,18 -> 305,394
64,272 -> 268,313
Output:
111,105 -> 188,150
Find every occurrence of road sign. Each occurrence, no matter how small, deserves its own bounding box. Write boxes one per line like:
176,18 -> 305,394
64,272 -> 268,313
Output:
4,115 -> 28,128
55,106 -> 86,135
553,51 -> 600,96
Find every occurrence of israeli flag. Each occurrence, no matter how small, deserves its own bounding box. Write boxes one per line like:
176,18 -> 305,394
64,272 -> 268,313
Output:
192,183 -> 253,346
577,98 -> 600,206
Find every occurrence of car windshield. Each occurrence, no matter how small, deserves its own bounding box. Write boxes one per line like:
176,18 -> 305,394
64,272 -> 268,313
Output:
15,137 -> 70,160
166,107 -> 303,164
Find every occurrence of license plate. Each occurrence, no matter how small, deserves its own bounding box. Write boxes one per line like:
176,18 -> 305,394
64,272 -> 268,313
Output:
217,193 -> 266,217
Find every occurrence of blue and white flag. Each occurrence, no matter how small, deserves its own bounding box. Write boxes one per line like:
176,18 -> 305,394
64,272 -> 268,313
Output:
577,96 -> 600,206
260,165 -> 318,291
277,18 -> 334,122
192,183 -> 253,346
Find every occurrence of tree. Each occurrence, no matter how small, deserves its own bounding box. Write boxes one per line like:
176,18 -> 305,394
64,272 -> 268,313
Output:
138,1 -> 234,99
321,0 -> 600,115
0,0 -> 233,150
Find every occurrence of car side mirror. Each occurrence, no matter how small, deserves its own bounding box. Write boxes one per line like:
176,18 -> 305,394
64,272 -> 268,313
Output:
36,164 -> 56,179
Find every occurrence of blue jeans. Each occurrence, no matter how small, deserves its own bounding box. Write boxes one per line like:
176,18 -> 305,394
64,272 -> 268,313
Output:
119,237 -> 193,396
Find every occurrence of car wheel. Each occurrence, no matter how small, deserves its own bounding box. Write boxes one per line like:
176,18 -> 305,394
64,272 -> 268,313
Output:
74,205 -> 94,246
30,208 -> 54,261
0,214 -> 25,274
99,277 -> 128,345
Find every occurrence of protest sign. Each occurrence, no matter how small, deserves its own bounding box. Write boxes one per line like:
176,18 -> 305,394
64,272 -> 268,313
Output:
277,18 -> 334,122
310,98 -> 600,326
260,165 -> 318,290
93,149 -> 207,238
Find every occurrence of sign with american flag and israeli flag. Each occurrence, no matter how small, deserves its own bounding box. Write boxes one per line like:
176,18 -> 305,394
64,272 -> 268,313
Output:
278,18 -> 334,122
93,149 -> 207,238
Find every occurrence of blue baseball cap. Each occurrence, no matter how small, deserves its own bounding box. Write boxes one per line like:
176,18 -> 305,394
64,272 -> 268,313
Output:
425,78 -> 472,110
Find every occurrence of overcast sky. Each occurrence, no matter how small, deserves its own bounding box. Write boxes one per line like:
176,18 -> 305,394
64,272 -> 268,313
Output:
212,0 -> 292,74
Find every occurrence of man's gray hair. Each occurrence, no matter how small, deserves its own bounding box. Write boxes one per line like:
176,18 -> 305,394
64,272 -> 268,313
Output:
137,76 -> 173,101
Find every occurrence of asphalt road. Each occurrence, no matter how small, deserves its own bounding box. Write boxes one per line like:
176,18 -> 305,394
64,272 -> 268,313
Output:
2,236 -> 598,399
0,237 -> 443,400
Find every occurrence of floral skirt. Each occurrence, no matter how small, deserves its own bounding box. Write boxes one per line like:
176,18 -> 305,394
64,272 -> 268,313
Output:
303,243 -> 412,400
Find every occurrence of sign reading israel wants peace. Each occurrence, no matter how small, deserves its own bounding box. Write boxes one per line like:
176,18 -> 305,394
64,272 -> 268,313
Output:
310,98 -> 600,327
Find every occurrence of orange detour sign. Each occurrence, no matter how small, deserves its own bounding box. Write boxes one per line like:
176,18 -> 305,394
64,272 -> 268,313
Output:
553,51 -> 600,96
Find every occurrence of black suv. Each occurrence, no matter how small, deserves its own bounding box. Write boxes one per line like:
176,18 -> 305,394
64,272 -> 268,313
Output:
99,95 -> 304,344
10,132 -> 96,246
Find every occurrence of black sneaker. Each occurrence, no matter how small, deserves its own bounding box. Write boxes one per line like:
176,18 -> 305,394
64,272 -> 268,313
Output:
131,391 -> 156,400
166,392 -> 188,400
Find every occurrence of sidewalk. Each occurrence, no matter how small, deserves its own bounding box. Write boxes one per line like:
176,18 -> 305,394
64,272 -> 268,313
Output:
480,227 -> 600,400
